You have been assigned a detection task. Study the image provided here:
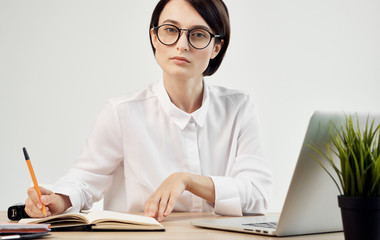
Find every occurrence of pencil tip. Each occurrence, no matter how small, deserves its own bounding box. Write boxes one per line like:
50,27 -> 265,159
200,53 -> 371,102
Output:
23,147 -> 29,160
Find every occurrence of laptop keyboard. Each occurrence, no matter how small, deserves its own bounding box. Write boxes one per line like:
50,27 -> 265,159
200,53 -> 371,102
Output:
243,222 -> 278,229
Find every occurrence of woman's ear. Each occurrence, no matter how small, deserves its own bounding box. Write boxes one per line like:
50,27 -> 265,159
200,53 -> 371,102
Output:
210,39 -> 224,59
150,28 -> 158,50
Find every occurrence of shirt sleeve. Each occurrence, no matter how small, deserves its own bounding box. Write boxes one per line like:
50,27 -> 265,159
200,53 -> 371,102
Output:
210,95 -> 273,216
51,100 -> 124,212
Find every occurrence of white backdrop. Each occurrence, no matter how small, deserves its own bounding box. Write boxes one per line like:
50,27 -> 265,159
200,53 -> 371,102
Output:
1,0 -> 379,212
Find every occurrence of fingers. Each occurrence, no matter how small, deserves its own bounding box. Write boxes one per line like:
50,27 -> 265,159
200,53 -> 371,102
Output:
144,191 -> 180,222
26,187 -> 43,217
164,197 -> 176,217
25,187 -> 52,217
24,201 -> 51,218
38,186 -> 53,195
25,186 -> 71,218
144,173 -> 188,221
157,194 -> 169,222
41,193 -> 55,205
144,195 -> 159,219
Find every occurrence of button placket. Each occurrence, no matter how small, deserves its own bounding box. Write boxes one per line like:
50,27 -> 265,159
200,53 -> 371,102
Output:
185,118 -> 203,211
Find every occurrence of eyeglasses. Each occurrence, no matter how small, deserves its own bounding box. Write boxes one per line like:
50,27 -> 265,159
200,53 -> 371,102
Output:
153,24 -> 221,50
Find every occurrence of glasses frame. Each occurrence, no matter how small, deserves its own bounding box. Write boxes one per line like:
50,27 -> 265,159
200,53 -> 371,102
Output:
153,24 -> 221,50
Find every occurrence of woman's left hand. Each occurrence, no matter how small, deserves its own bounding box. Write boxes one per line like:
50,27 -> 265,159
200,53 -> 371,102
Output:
144,172 -> 189,222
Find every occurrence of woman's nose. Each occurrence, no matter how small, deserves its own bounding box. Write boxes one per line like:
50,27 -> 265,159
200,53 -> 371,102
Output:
176,31 -> 190,51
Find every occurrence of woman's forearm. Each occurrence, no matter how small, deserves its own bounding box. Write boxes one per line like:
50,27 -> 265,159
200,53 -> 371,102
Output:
186,173 -> 215,204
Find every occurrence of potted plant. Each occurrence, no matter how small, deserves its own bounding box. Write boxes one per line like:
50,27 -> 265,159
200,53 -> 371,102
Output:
311,114 -> 380,240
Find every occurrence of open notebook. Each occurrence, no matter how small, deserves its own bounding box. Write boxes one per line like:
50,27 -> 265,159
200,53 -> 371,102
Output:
193,111 -> 380,236
19,210 -> 164,231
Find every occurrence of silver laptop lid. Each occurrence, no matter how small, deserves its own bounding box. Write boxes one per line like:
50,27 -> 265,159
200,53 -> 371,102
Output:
276,111 -> 380,236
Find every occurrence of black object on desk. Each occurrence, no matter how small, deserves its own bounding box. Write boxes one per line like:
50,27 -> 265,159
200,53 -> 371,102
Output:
8,203 -> 29,221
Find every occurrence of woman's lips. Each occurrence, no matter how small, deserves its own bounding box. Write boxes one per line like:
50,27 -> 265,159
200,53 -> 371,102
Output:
171,56 -> 190,64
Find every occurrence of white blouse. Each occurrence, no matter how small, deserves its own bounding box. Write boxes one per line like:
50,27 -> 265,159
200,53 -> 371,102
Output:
52,79 -> 273,216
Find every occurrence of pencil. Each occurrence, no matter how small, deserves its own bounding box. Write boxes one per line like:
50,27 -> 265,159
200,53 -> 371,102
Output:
23,147 -> 47,216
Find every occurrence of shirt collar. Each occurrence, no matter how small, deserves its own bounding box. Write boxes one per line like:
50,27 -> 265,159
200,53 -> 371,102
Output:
154,79 -> 209,130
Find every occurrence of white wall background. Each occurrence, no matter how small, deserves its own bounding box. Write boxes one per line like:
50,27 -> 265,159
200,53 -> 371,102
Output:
1,0 -> 379,212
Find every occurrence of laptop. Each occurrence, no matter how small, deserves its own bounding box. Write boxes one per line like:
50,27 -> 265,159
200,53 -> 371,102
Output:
192,111 -> 380,237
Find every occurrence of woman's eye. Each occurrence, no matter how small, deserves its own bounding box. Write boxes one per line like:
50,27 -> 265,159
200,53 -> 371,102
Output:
165,27 -> 177,33
192,31 -> 206,39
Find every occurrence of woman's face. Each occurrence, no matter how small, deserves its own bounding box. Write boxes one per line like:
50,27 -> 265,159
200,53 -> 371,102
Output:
151,0 -> 222,81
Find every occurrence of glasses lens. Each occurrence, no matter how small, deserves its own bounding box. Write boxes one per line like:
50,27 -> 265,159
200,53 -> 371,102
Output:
189,28 -> 211,49
157,25 -> 179,45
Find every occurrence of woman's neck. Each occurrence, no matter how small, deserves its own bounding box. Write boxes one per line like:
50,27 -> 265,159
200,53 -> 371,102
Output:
163,74 -> 204,114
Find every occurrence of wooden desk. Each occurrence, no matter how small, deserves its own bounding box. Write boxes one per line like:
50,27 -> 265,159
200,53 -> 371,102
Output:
1,211 -> 344,239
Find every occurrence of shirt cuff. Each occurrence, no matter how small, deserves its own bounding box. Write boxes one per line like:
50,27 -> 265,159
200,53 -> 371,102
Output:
51,182 -> 82,213
209,176 -> 243,216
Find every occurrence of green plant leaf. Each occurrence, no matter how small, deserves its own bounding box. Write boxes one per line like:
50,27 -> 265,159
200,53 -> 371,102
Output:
310,113 -> 380,197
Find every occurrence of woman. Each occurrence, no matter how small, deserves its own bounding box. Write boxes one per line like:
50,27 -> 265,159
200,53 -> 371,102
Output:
25,0 -> 273,222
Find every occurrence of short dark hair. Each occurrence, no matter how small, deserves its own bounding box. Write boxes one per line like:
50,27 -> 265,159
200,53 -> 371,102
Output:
149,0 -> 230,76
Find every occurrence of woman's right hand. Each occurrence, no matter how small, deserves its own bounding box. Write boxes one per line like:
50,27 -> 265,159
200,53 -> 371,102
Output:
25,186 -> 72,218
